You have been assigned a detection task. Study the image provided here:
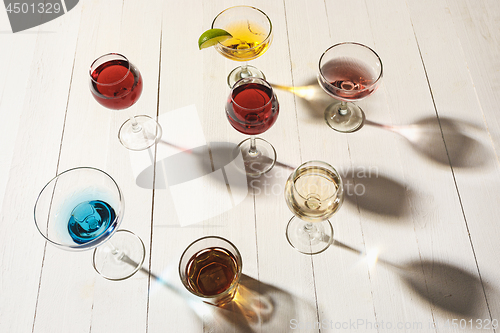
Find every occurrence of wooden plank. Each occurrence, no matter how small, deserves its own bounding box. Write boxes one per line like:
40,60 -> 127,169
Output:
148,0 -> 262,331
88,0 -> 163,331
444,0 -> 500,159
0,8 -> 82,333
31,0 -> 162,332
147,0 -> 210,330
283,0 -> 393,330
0,32 -> 37,214
408,0 -> 500,325
358,0 -> 492,329
249,0 -> 322,331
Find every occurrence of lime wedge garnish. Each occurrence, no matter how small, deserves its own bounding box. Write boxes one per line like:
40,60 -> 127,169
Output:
198,29 -> 232,50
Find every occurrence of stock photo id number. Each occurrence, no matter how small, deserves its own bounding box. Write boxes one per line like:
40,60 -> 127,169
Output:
3,0 -> 79,32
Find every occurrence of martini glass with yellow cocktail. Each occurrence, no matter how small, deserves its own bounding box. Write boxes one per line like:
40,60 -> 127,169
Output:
211,5 -> 273,87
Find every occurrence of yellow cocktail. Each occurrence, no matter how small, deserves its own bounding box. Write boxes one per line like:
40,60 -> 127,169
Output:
212,6 -> 273,87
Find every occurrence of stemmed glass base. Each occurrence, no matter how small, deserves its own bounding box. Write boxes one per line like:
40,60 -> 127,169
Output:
286,217 -> 334,255
228,65 -> 266,88
236,137 -> 276,177
93,230 -> 146,281
325,101 -> 365,133
118,115 -> 162,151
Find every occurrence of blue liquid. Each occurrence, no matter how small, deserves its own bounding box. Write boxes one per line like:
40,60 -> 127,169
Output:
68,200 -> 116,244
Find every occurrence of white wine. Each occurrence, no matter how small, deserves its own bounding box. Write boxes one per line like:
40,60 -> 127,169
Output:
285,165 -> 343,222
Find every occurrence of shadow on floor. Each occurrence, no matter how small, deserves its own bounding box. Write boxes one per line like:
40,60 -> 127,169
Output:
333,240 -> 494,319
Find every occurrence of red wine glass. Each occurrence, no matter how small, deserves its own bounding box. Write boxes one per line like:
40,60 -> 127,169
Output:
317,42 -> 383,133
226,77 -> 279,176
89,53 -> 162,150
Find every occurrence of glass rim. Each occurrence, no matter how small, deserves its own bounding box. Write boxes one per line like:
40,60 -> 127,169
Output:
211,5 -> 273,52
318,42 -> 383,93
89,53 -> 131,87
178,235 -> 243,299
229,77 -> 274,111
33,166 -> 124,251
291,160 -> 343,201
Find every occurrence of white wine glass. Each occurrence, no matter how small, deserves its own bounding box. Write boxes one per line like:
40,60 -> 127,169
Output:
284,161 -> 344,254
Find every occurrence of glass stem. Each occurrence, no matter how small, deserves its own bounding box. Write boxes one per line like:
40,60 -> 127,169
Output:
107,241 -> 125,261
240,62 -> 251,78
338,101 -> 349,116
304,223 -> 314,232
129,112 -> 141,133
248,136 -> 259,157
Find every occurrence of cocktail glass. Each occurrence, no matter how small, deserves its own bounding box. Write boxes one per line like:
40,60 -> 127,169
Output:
212,5 -> 273,87
34,167 -> 145,280
317,42 -> 383,133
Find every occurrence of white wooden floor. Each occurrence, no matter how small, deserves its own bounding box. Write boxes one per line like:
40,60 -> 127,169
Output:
1,0 -> 500,332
